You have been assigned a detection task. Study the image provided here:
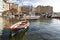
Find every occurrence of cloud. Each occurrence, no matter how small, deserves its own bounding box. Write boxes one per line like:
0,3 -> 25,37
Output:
7,0 -> 19,4
8,0 -> 33,6
23,1 -> 33,5
33,2 -> 43,7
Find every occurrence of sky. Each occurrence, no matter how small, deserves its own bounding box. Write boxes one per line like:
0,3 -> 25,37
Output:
0,0 -> 60,12
8,0 -> 60,12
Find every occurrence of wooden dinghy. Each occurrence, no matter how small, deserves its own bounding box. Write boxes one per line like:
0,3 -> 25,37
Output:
8,20 -> 29,30
7,20 -> 29,36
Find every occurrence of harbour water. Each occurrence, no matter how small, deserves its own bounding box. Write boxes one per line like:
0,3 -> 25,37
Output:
0,17 -> 60,40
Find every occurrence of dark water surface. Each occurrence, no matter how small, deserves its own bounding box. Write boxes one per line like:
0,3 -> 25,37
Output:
0,17 -> 60,40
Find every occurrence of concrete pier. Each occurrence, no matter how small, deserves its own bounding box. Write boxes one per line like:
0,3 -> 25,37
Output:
52,15 -> 60,18
22,16 -> 40,19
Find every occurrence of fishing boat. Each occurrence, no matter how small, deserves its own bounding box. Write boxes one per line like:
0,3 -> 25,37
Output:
7,20 -> 29,36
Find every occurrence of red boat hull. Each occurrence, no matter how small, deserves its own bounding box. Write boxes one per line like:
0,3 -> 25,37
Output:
7,20 -> 29,30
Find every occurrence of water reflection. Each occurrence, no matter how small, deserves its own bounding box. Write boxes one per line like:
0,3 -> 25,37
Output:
4,18 -> 20,27
11,27 -> 29,40
1,28 -> 10,40
1,17 -> 60,40
1,27 -> 29,40
23,18 -> 60,40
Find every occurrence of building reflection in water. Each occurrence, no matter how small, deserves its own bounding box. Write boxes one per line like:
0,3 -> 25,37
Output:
4,18 -> 11,27
4,17 -> 20,27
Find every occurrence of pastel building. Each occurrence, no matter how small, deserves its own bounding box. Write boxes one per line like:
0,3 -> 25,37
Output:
0,0 -> 4,16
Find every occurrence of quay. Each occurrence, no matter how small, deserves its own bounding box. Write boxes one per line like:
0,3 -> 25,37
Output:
22,16 -> 40,19
52,15 -> 60,19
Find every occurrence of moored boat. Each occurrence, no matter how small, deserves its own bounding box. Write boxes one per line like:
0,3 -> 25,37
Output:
7,20 -> 29,36
8,20 -> 29,30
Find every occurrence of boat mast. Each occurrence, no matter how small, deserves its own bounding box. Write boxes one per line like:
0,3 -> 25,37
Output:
22,0 -> 26,20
